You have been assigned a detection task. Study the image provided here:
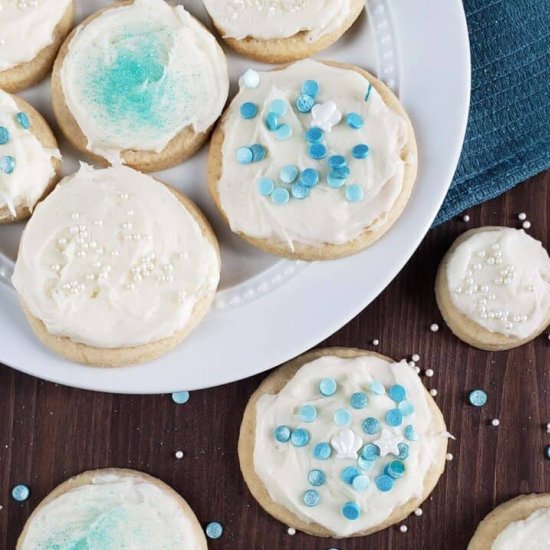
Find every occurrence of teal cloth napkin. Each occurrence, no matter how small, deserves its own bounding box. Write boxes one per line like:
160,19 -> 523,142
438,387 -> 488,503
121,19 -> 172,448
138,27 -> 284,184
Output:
435,0 -> 550,224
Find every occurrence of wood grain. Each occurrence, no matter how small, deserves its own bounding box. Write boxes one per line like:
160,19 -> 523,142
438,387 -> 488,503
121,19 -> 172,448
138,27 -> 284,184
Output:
1,171 -> 549,549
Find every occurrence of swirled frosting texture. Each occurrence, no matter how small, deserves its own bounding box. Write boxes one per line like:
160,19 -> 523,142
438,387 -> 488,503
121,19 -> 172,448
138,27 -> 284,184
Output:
218,60 -> 410,247
0,0 -> 71,71
0,91 -> 58,218
12,164 -> 220,348
491,507 -> 550,549
203,0 -> 356,41
254,355 -> 446,536
446,228 -> 550,339
19,472 -> 205,549
60,0 -> 228,163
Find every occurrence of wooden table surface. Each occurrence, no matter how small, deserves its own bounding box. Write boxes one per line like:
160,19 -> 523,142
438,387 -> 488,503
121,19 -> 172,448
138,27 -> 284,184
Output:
1,171 -> 549,550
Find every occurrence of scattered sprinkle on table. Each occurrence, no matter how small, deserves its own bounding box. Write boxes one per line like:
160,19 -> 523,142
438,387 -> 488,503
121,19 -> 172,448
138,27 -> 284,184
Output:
372,339 -> 380,346
430,323 -> 440,332
205,521 -> 223,539
522,220 -> 532,229
171,391 -> 190,404
468,389 -> 488,407
491,418 -> 500,427
425,369 -> 434,378
287,527 -> 296,535
429,389 -> 438,397
462,214 -> 470,222
399,525 -> 408,533
174,450 -> 184,459
518,212 -> 527,220
11,484 -> 30,502
414,508 -> 423,516
546,423 -> 550,433
412,353 -> 420,362
546,445 -> 550,460
446,453 -> 454,461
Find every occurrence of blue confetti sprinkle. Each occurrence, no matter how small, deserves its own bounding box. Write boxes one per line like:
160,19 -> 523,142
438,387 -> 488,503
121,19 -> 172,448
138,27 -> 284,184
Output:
362,417 -> 380,434
290,428 -> 310,447
205,521 -> 223,539
388,384 -> 407,402
342,501 -> 361,520
280,164 -> 299,184
313,442 -> 332,460
291,183 -> 310,199
352,143 -> 370,159
404,424 -> 418,441
319,378 -> 337,396
328,155 -> 346,168
171,391 -> 190,404
308,469 -> 326,486
546,445 -> 550,460
341,466 -> 360,485
396,442 -> 409,460
250,144 -> 266,162
345,184 -> 364,203
305,127 -> 324,143
370,381 -> 386,395
0,155 -> 15,174
399,401 -> 415,416
240,102 -> 258,119
16,112 -> 31,130
11,484 -> 30,502
375,474 -> 394,492
327,173 -> 346,188
270,99 -> 288,117
257,177 -> 275,196
302,80 -> 320,98
236,147 -> 253,165
308,143 -> 327,160
274,425 -> 291,442
468,389 -> 488,407
0,127 -> 9,145
365,83 -> 373,101
303,489 -> 320,507
357,456 -> 375,471
265,112 -> 279,131
332,165 -> 351,179
347,112 -> 364,129
334,408 -> 352,427
352,474 -> 370,492
275,123 -> 293,140
296,94 -> 315,113
361,443 -> 380,461
299,404 -> 317,423
271,187 -> 290,205
350,392 -> 368,409
300,168 -> 319,187
386,460 -> 406,479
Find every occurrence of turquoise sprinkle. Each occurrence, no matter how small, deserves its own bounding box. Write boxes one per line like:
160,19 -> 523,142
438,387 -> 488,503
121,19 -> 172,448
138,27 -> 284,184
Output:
309,143 -> 327,160
265,112 -> 279,131
328,155 -> 346,168
242,69 -> 260,88
345,184 -> 365,203
171,391 -> 190,404
0,155 -> 15,174
357,456 -> 375,471
271,187 -> 290,205
352,474 -> 370,492
319,378 -> 337,396
404,424 -> 418,441
398,401 -> 415,416
236,147 -> 253,164
205,522 -> 223,539
347,112 -> 364,129
250,144 -> 266,162
332,165 -> 351,179
290,428 -> 309,447
313,442 -> 332,460
388,384 -> 407,402
361,443 -> 380,461
270,99 -> 288,117
546,445 -> 550,460
240,102 -> 258,119
308,469 -> 326,486
257,177 -> 275,196
469,389 -> 488,407
291,183 -> 310,199
363,417 -> 380,434
371,381 -> 386,395
303,489 -> 320,507
352,144 -> 370,159
342,501 -> 361,520
274,425 -> 291,442
11,484 -> 30,502
387,460 -> 406,479
334,408 -> 352,426
350,392 -> 368,409
365,83 -> 373,101
16,112 -> 30,129
341,466 -> 360,485
305,127 -> 324,143
299,404 -> 318,423
302,80 -> 320,98
397,442 -> 409,460
375,474 -> 394,492
280,164 -> 299,184
300,168 -> 319,187
296,94 -> 315,113
0,127 -> 9,144
275,124 -> 293,140
327,174 -> 346,188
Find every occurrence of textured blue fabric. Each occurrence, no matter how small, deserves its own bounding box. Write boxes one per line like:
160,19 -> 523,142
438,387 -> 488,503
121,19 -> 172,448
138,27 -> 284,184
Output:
435,0 -> 550,225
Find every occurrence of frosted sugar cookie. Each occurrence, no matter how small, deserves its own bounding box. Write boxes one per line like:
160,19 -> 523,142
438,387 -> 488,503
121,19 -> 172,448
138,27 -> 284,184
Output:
238,348 -> 449,537
468,494 -> 550,549
436,227 -> 550,351
52,0 -> 229,172
208,60 -> 417,260
0,90 -> 61,223
12,164 -> 220,367
16,468 -> 207,549
203,0 -> 365,63
0,0 -> 74,92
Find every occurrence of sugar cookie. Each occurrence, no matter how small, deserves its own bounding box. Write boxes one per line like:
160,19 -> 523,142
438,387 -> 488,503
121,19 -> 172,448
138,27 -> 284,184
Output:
468,494 -> 550,549
238,348 -> 448,537
208,60 -> 417,260
17,468 -> 207,549
436,227 -> 550,351
12,164 -> 220,368
0,90 -> 61,223
52,0 -> 229,172
203,0 -> 365,63
0,0 -> 74,93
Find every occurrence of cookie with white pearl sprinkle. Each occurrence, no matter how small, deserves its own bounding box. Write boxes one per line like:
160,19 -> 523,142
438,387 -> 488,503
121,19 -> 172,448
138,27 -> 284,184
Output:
238,348 -> 448,538
436,226 -> 550,351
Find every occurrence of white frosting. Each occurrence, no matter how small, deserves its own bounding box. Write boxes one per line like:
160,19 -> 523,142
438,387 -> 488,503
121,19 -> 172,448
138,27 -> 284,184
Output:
19,471 -> 205,549
446,228 -> 550,339
203,0 -> 357,42
0,90 -> 59,219
12,164 -> 220,348
0,0 -> 71,71
60,0 -> 228,163
218,60 -> 411,247
253,355 -> 446,536
491,506 -> 550,549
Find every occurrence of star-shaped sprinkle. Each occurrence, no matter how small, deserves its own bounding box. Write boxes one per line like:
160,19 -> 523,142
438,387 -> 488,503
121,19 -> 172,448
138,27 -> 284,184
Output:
373,428 -> 404,457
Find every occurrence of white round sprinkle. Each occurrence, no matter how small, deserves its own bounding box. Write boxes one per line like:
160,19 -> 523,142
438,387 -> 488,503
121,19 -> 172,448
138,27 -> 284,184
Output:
429,389 -> 438,397
408,360 -> 416,368
547,334 -> 550,341
491,418 -> 500,427
372,339 -> 380,346
462,214 -> 470,222
399,525 -> 408,533
414,366 -> 421,374
522,221 -> 531,229
430,323 -> 440,332
518,212 -> 527,220
412,353 -> 420,362
446,453 -> 453,461
287,527 -> 296,536
414,508 -> 423,517
175,451 -> 184,459
546,423 -> 550,433
425,368 -> 434,378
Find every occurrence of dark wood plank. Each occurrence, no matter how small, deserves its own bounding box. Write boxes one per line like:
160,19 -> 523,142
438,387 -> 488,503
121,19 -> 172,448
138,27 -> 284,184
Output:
1,171 -> 549,550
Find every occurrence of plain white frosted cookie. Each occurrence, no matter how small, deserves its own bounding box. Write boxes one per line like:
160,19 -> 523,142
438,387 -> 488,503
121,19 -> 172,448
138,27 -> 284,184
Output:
436,226 -> 550,351
12,164 -> 220,367
17,468 -> 208,550
238,348 -> 448,538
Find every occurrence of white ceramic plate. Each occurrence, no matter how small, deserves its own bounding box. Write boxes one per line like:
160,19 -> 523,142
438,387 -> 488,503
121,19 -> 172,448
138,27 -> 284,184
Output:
0,0 -> 470,393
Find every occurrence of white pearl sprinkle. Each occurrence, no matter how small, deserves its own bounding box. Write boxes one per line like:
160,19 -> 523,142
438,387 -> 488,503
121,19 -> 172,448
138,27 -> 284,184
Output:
175,451 -> 184,459
425,369 -> 434,378
430,323 -> 440,332
522,220 -> 531,229
446,453 -> 453,461
94,219 -> 103,227
372,339 -> 380,346
546,423 -> 550,433
287,528 -> 296,536
518,212 -> 527,221
462,214 -> 470,222
399,525 -> 408,533
547,334 -> 550,341
125,283 -> 135,290
429,389 -> 438,397
408,360 -> 416,368
491,418 -> 500,427
414,508 -> 423,517
412,353 -> 420,362
414,366 -> 421,374
71,212 -> 80,219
